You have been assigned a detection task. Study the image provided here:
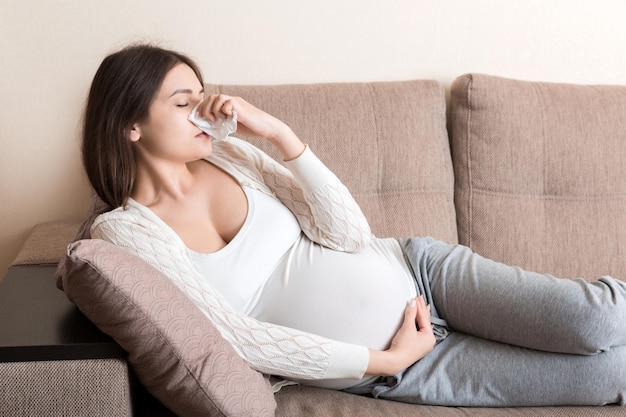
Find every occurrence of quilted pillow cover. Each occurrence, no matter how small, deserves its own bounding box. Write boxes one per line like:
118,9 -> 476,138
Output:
61,238 -> 276,417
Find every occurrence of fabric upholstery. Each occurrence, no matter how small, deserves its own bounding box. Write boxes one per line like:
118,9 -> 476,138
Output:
205,80 -> 458,244
449,73 -> 626,279
0,358 -> 131,417
12,220 -> 80,266
60,239 -> 276,417
274,385 -> 626,417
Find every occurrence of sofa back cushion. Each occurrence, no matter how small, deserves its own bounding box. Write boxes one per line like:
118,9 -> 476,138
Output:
205,80 -> 458,243
450,73 -> 626,279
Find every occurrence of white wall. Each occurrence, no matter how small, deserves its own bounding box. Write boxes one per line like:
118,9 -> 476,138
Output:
1,0 -> 625,275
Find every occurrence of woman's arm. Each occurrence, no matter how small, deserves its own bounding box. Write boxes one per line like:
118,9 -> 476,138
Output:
201,94 -> 373,252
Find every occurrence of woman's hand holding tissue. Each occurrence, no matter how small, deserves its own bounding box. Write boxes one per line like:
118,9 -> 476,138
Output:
194,94 -> 305,160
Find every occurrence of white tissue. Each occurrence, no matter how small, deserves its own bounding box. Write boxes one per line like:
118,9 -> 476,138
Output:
188,102 -> 237,142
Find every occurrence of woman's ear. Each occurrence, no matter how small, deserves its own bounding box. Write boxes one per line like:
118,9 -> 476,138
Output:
129,125 -> 141,142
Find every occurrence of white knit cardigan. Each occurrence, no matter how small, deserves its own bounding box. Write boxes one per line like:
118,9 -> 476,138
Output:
91,138 -> 373,381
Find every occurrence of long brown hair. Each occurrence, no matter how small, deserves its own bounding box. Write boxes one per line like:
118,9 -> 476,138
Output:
82,44 -> 204,208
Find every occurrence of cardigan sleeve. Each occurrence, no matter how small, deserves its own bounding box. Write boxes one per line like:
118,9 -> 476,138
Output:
282,146 -> 372,251
91,208 -> 370,381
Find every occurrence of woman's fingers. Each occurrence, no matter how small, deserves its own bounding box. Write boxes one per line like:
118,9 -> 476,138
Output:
390,296 -> 436,369
198,94 -> 235,122
402,296 -> 431,333
413,296 -> 433,333
403,297 -> 417,324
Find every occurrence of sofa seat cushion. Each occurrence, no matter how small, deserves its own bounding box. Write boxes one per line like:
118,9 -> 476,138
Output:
273,384 -> 626,417
450,73 -> 626,279
60,238 -> 276,417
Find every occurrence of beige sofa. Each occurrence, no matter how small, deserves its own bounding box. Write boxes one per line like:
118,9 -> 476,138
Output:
2,73 -> 626,416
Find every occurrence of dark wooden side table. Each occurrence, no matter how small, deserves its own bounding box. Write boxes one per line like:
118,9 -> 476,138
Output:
0,265 -> 120,362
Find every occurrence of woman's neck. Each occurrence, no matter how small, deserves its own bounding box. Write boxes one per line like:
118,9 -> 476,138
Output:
132,158 -> 203,207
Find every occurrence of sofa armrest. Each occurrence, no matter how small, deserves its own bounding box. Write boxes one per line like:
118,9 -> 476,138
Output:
12,221 -> 81,267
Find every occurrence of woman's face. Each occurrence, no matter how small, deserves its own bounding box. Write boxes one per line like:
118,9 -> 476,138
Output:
130,63 -> 211,164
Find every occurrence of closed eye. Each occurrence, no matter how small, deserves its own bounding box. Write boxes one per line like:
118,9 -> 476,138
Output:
176,103 -> 189,108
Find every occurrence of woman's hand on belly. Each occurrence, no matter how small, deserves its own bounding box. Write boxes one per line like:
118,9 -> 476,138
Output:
365,296 -> 436,377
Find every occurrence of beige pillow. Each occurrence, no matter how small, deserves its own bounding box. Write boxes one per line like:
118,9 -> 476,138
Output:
61,239 -> 276,417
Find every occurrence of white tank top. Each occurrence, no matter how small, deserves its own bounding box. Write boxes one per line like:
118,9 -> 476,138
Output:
189,187 -> 302,312
190,187 -> 417,378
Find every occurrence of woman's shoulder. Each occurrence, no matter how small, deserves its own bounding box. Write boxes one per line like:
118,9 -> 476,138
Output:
90,199 -> 160,235
90,200 -> 188,254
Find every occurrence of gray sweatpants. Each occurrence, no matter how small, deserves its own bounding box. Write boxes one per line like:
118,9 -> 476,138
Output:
363,237 -> 626,406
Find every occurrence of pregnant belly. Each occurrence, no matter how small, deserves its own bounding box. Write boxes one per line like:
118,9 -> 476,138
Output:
249,245 -> 415,351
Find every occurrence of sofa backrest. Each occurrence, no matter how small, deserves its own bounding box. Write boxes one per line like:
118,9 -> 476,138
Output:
449,73 -> 626,279
206,81 -> 458,243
